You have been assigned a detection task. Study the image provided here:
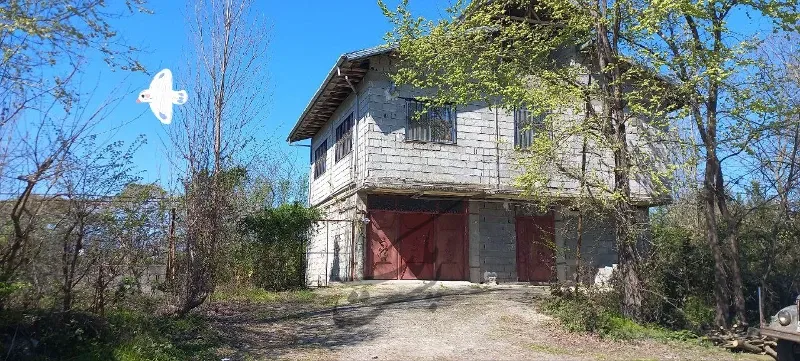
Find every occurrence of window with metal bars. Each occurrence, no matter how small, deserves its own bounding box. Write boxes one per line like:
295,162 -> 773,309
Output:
314,140 -> 327,179
406,100 -> 456,144
335,113 -> 354,162
514,108 -> 546,149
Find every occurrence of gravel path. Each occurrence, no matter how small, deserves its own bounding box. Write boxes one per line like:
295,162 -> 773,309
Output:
209,282 -> 768,361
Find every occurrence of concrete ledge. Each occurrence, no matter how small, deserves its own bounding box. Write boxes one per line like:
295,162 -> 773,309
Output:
324,280 -> 551,293
327,280 -> 475,288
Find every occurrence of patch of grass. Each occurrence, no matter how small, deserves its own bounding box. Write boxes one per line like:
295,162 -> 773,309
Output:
210,287 -> 280,303
319,293 -> 344,307
211,287 -> 322,304
603,314 -> 698,342
105,310 -> 221,361
528,343 -> 572,355
285,289 -> 315,302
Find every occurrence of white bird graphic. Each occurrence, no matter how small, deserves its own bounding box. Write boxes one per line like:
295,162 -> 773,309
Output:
137,69 -> 188,124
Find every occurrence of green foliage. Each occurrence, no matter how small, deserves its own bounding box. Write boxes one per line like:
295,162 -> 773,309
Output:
225,203 -> 321,291
0,281 -> 29,299
0,0 -> 150,74
641,189 -> 800,329
378,0 -> 677,205
542,291 -> 700,342
683,296 -> 715,332
637,204 -> 716,331
0,309 -> 218,361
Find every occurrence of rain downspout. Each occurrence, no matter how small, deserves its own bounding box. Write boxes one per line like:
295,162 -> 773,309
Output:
340,66 -> 359,282
495,106 -> 501,190
339,66 -> 359,184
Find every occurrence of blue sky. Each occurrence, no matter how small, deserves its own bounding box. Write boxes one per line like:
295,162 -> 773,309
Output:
83,1 -> 452,187
75,0 -> 776,192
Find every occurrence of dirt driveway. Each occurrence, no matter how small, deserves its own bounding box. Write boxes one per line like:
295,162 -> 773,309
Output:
208,282 -> 767,361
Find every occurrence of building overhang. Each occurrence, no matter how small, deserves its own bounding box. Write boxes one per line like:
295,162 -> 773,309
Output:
362,179 -> 672,207
286,45 -> 396,143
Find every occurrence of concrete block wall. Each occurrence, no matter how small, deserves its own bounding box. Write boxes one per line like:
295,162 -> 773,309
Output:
305,192 -> 364,287
355,53 -> 667,201
475,201 -> 518,282
362,55 -> 521,191
469,200 -> 624,284
554,209 -> 618,284
303,51 -> 670,208
308,82 -> 370,207
306,195 -> 630,286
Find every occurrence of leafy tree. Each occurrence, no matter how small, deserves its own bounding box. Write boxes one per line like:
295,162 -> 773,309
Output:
378,0 -> 675,320
0,0 -> 149,120
628,0 -> 799,327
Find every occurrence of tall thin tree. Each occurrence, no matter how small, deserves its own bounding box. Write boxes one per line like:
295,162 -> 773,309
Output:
169,0 -> 271,315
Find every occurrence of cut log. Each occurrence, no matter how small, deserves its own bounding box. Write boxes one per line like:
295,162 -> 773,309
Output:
764,345 -> 777,359
738,340 -> 765,354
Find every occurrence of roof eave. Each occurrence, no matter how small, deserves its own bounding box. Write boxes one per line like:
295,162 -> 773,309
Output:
286,55 -> 348,143
286,45 -> 396,143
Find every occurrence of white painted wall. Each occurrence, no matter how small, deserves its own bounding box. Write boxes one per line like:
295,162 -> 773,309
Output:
307,83 -> 370,206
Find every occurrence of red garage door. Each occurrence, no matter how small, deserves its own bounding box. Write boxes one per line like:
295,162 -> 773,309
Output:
366,196 -> 467,281
368,211 -> 400,280
516,215 -> 555,283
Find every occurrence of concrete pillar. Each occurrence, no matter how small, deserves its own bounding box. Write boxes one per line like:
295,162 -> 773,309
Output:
353,192 -> 368,280
468,199 -> 482,283
554,208 -> 568,282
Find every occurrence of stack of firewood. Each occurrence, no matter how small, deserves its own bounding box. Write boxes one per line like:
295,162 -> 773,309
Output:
707,326 -> 778,359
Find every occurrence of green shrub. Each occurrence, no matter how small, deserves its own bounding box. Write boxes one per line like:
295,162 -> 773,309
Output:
0,309 -> 219,361
541,291 -> 701,342
683,296 -> 715,332
237,203 -> 322,291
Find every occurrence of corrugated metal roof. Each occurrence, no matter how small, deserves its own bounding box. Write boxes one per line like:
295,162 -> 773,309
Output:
344,44 -> 396,61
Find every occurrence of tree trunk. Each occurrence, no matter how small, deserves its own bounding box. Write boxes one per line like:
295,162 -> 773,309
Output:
167,207 -> 176,284
714,157 -> 747,325
703,154 -> 730,328
592,0 -> 644,320
615,162 -> 643,320
726,230 -> 747,325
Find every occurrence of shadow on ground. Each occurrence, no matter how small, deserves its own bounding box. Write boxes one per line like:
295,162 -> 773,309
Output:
206,283 -> 543,359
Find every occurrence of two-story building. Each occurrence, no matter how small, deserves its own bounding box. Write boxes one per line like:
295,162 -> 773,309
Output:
288,45 -> 661,287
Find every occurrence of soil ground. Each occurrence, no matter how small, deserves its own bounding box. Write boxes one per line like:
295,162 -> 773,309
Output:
204,281 -> 770,361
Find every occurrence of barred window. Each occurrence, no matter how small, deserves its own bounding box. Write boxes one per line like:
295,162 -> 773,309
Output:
514,108 -> 546,149
314,140 -> 327,179
406,100 -> 456,144
335,113 -> 354,162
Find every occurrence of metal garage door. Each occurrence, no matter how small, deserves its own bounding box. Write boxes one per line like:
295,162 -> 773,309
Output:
516,215 -> 555,283
366,195 -> 467,280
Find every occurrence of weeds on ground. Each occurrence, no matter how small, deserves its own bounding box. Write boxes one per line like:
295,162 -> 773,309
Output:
529,343 -> 572,355
541,289 -> 700,342
210,287 -> 316,303
210,286 -> 343,307
0,308 -> 220,361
